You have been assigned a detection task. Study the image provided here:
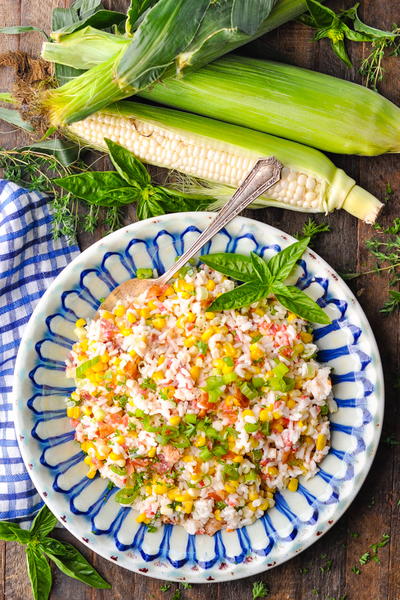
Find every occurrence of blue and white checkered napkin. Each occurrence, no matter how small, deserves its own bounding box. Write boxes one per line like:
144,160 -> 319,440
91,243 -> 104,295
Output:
0,180 -> 80,521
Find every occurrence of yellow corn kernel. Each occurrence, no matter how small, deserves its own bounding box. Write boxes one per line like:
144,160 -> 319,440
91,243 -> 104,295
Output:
182,500 -> 193,514
87,467 -> 97,479
102,310 -> 114,320
157,355 -> 165,366
180,292 -> 190,299
300,331 -> 313,344
316,434 -> 326,451
222,363 -> 234,375
287,478 -> 299,492
145,485 -> 152,495
206,280 -> 216,291
297,420 -> 304,430
213,358 -> 225,370
224,395 -> 235,407
268,466 -> 279,476
67,406 -> 80,419
272,410 -> 282,420
127,311 -> 137,324
113,305 -> 126,317
115,435 -> 125,446
75,318 -> 86,328
128,349 -> 137,358
164,285 -> 174,296
92,361 -> 105,372
260,499 -> 270,511
169,415 -> 181,426
182,455 -> 194,463
95,447 -> 109,461
248,491 -> 259,502
194,435 -> 206,447
286,398 -> 297,409
254,308 -> 264,317
109,451 -> 123,461
232,455 -> 244,463
250,438 -> 259,448
135,512 -> 147,523
92,408 -> 105,422
223,342 -> 236,357
184,335 -> 197,348
250,343 -> 264,360
190,365 -> 200,381
205,311 -> 215,320
186,312 -> 196,323
152,317 -> 166,330
305,436 -> 314,445
224,483 -> 237,494
287,312 -> 297,322
190,473 -> 202,483
201,328 -> 215,342
167,487 -> 179,500
214,509 -> 222,521
139,308 -> 149,318
84,455 -> 93,465
153,484 -> 168,495
148,447 -> 157,458
242,409 -> 254,418
176,316 -> 186,329
153,370 -> 164,381
259,407 -> 272,422
274,423 -> 284,433
247,501 -> 257,512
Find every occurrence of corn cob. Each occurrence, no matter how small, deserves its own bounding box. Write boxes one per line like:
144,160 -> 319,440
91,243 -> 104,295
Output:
41,0 -> 308,126
68,101 -> 382,223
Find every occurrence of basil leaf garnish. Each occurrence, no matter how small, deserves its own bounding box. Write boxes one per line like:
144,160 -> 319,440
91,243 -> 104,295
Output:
272,282 -> 331,324
26,546 -> 52,600
201,253 -> 255,282
30,505 -> 58,538
209,281 -> 269,312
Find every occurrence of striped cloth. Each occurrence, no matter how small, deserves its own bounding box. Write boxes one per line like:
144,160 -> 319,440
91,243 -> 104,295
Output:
0,180 -> 79,521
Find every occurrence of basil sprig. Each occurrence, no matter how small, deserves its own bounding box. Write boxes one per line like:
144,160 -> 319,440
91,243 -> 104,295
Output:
201,238 -> 331,324
0,505 -> 110,599
54,138 -> 212,218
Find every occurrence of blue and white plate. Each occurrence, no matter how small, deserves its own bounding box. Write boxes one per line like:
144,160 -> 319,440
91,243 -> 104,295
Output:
12,213 -> 383,583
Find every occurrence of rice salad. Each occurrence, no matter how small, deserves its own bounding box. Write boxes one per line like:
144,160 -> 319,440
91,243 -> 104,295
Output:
65,263 -> 335,535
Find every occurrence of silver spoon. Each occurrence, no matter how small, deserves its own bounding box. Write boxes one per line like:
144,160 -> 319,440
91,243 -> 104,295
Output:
99,157 -> 283,313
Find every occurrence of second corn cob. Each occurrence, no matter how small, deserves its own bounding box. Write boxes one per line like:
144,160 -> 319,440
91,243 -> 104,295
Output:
68,101 -> 382,223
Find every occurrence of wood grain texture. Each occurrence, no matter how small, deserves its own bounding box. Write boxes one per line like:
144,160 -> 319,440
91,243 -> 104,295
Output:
0,0 -> 399,599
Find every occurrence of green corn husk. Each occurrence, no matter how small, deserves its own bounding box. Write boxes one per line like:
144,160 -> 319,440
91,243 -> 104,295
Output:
41,0 -> 307,126
67,100 -> 383,224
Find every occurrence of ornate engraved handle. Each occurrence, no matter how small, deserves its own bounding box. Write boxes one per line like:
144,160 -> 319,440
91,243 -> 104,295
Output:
158,157 -> 283,285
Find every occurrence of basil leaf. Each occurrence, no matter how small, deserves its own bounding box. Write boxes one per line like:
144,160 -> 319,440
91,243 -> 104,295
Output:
105,138 -> 150,188
201,253 -> 255,282
54,172 -> 139,206
0,107 -> 34,132
0,26 -> 47,37
350,5 -> 395,39
157,187 -> 212,213
209,282 -> 269,312
267,237 -> 310,283
30,505 -> 58,539
331,36 -> 352,67
0,521 -> 32,543
273,282 -> 331,324
26,546 -> 52,600
303,0 -> 336,28
231,0 -> 277,36
136,193 -> 164,220
40,539 -> 111,589
52,10 -> 126,38
250,251 -> 271,283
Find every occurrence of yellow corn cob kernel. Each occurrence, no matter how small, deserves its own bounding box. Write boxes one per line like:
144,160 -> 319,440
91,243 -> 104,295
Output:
152,317 -> 166,330
213,358 -> 225,370
274,423 -> 284,433
95,448 -> 109,460
109,451 -> 123,461
250,343 -> 264,360
287,478 -> 299,492
157,355 -> 165,366
205,311 -> 215,320
182,500 -> 193,514
268,466 -> 279,476
287,312 -> 297,322
182,454 -> 195,463
147,447 -> 157,458
305,436 -> 314,445
184,335 -> 197,348
247,501 -> 258,511
147,299 -> 157,311
186,312 -> 196,322
224,483 -> 237,494
222,363 -> 234,374
175,316 -> 185,329
139,308 -> 149,318
78,339 -> 88,350
169,415 -> 181,426
286,398 -> 297,409
77,353 -> 87,362
191,473 -> 202,483
102,310 -> 114,320
163,286 -> 174,296
92,408 -> 105,422
67,406 -> 80,419
92,361 -> 106,372
167,487 -> 180,500
297,420 -> 304,429
254,308 -> 264,317
127,311 -> 137,323
121,328 -> 133,337
206,280 -> 216,291
300,332 -> 313,343
232,455 -> 244,463
190,365 -> 201,381
250,438 -> 259,448
87,467 -> 97,479
259,407 -> 272,422
214,509 -> 222,521
84,455 -> 93,465
260,500 -> 270,511
113,305 -> 126,317
71,391 -> 79,401
316,434 -> 326,451
174,493 -> 187,502
153,484 -> 168,494
145,485 -> 152,495
136,512 -> 148,523
115,435 -> 125,445
201,328 -> 215,342
75,318 -> 86,328
272,410 -> 282,420
128,349 -> 137,358
251,365 -> 261,374
153,370 -> 164,381
194,435 -> 206,447
100,353 -> 110,363
223,342 -> 236,357
242,409 -> 254,418
248,491 -> 259,502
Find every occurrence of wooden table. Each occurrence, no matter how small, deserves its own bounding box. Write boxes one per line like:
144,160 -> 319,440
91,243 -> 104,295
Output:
0,1 -> 399,598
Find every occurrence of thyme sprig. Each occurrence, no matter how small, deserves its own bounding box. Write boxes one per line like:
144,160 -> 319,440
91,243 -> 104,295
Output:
360,26 -> 400,91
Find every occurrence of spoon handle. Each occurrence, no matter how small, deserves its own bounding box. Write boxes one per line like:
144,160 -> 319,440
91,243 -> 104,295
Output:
158,156 -> 283,286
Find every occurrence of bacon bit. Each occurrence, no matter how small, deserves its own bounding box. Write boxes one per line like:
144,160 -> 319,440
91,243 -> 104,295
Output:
98,423 -> 114,437
125,357 -> 139,378
205,518 -> 223,536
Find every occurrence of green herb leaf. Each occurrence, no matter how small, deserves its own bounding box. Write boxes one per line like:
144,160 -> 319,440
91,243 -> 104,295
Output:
252,580 -> 270,599
0,25 -> 47,37
105,138 -> 150,188
30,505 -> 58,539
231,0 -> 277,36
209,282 -> 269,312
136,193 -> 165,220
54,171 -> 139,206
0,107 -> 34,132
0,521 -> 32,543
267,237 -> 310,282
40,538 -> 111,588
26,546 -> 52,600
273,282 -> 331,324
295,218 -> 331,247
250,251 -> 271,283
201,253 -> 255,282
